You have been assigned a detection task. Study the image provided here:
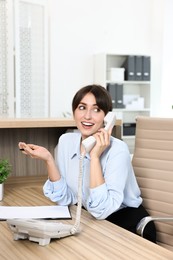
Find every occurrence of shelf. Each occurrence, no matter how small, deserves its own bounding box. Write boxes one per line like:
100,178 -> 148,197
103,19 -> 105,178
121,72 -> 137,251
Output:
123,135 -> 135,139
106,80 -> 150,85
113,108 -> 150,112
94,53 -> 151,154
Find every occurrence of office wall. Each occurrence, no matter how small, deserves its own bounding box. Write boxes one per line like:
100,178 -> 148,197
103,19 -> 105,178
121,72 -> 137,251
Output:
160,0 -> 173,117
48,0 -> 166,117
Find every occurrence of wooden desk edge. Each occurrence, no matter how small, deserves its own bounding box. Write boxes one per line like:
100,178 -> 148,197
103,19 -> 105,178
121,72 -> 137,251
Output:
0,118 -> 122,128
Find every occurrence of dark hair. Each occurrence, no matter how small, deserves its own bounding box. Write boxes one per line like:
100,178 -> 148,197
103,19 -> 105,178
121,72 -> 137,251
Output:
72,84 -> 112,115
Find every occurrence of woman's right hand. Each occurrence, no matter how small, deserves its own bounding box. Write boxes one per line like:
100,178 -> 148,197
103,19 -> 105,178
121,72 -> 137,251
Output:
18,142 -> 53,162
19,142 -> 61,182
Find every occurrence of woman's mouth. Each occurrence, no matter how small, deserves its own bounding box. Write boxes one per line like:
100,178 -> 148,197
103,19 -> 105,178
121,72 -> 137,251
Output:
81,121 -> 94,129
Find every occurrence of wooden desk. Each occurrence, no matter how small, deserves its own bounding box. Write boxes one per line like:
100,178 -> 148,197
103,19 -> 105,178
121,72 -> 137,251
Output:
0,118 -> 122,177
0,176 -> 173,260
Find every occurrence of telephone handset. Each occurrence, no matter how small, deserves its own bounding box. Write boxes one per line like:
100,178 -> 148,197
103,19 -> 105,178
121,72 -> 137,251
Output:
82,112 -> 116,153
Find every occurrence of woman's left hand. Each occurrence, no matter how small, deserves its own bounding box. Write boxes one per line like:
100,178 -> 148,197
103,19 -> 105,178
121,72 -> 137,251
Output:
90,127 -> 112,158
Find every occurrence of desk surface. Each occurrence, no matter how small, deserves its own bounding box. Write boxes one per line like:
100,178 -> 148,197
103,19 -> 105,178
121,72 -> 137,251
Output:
1,177 -> 173,260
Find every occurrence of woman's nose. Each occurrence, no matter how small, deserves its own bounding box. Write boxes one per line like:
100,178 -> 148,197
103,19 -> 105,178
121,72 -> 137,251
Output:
84,109 -> 92,119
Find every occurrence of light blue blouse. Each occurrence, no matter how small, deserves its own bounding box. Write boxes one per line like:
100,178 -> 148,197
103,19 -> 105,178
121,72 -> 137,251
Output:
43,132 -> 142,220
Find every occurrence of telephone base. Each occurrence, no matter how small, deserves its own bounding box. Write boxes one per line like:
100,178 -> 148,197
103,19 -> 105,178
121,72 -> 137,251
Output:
13,232 -> 51,246
7,218 -> 79,246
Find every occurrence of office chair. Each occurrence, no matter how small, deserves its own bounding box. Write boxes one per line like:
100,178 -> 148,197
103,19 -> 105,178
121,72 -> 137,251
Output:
132,116 -> 173,251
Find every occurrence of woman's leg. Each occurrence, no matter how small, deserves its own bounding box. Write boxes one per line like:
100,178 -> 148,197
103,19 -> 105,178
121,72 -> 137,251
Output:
106,205 -> 156,243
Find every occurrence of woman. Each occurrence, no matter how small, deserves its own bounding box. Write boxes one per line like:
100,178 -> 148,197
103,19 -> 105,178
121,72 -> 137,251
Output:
19,84 -> 156,242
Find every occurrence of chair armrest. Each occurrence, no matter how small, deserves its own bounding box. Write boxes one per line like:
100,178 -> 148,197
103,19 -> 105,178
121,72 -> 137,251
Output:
136,216 -> 173,237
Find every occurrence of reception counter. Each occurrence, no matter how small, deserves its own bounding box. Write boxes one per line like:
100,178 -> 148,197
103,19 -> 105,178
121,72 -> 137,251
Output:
0,118 -> 122,177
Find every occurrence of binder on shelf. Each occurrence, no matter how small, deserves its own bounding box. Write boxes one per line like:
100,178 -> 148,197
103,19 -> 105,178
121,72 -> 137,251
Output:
107,83 -> 124,109
123,123 -> 136,136
142,56 -> 150,81
135,56 -> 142,81
123,56 -> 135,81
107,83 -> 116,108
116,84 -> 124,108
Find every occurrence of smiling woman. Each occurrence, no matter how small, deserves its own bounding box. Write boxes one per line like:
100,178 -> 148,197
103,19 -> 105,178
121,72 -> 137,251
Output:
18,84 -> 156,243
74,92 -> 106,140
72,85 -> 112,141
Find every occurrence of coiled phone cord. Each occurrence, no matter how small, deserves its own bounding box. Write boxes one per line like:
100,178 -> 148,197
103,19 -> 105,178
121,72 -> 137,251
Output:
70,152 -> 85,234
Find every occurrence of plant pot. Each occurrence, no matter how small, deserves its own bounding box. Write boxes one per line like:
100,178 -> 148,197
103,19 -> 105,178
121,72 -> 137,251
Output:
0,183 -> 4,201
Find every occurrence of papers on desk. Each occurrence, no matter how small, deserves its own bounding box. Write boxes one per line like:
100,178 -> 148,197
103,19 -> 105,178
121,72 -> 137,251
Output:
0,205 -> 71,220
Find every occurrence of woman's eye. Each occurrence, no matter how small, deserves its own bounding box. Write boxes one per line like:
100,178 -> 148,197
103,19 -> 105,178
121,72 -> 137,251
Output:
93,108 -> 100,112
78,105 -> 85,110
77,105 -> 101,112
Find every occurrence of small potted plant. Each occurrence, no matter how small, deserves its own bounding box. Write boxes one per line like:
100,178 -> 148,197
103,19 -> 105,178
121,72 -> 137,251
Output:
0,159 -> 12,201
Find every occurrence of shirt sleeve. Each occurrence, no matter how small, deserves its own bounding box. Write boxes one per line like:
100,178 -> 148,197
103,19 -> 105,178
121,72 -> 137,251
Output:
43,176 -> 78,205
42,134 -> 78,205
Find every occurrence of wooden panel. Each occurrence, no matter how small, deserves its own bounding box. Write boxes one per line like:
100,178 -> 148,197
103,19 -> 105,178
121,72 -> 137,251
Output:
0,119 -> 122,177
0,127 -> 68,177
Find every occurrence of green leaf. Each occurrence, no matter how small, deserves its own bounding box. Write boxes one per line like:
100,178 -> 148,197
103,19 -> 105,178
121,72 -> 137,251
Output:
0,159 -> 12,184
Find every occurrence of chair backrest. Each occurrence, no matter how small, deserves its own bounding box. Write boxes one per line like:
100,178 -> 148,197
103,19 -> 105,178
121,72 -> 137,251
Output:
132,116 -> 173,251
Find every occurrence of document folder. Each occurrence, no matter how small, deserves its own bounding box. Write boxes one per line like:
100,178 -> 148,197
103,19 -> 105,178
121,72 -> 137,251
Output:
115,84 -> 124,108
135,56 -> 142,81
123,56 -> 135,81
107,83 -> 116,108
107,83 -> 124,108
142,56 -> 150,81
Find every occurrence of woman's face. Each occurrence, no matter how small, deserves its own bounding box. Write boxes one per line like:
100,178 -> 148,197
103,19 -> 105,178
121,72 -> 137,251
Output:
74,92 -> 105,140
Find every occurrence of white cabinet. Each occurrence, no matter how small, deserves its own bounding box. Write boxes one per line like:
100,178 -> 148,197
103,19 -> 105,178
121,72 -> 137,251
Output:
94,53 -> 151,153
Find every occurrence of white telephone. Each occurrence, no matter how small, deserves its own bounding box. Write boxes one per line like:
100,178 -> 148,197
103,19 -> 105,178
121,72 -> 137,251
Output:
82,112 -> 116,153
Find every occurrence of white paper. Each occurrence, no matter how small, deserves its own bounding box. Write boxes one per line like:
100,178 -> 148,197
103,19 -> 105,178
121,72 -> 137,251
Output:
0,205 -> 71,220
